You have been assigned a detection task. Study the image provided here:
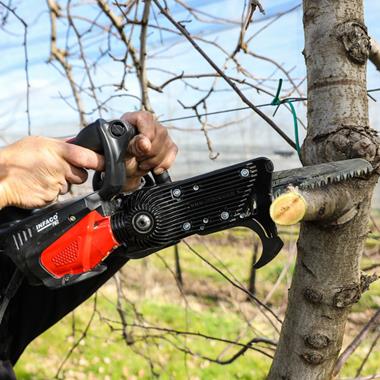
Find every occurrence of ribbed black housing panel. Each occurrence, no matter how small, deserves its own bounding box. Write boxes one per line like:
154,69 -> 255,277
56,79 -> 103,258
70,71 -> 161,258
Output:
111,157 -> 282,265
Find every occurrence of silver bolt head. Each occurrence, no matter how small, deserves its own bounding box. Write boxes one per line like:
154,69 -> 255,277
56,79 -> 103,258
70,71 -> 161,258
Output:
69,216 -> 76,222
203,218 -> 209,224
134,214 -> 152,232
240,168 -> 250,177
193,184 -> 199,191
182,222 -> 191,231
221,212 -> 229,220
173,188 -> 182,198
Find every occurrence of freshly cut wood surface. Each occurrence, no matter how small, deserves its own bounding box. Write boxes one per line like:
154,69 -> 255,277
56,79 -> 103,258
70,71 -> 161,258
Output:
270,191 -> 306,226
270,185 -> 356,226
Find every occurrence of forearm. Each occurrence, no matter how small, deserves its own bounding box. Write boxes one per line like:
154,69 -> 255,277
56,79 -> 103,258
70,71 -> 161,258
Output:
0,150 -> 9,208
0,182 -> 8,208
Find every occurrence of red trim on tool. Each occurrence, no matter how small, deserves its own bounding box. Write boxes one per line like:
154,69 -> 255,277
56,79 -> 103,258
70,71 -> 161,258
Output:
40,211 -> 118,278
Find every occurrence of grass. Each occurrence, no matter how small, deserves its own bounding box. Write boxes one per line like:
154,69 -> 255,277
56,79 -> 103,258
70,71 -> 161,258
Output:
14,226 -> 380,380
15,294 -> 272,379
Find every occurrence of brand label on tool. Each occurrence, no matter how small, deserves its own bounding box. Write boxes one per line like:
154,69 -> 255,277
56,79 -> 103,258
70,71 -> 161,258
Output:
36,213 -> 59,232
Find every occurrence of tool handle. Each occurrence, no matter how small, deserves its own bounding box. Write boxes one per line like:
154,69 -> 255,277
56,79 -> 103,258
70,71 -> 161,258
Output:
70,119 -> 171,199
153,170 -> 171,185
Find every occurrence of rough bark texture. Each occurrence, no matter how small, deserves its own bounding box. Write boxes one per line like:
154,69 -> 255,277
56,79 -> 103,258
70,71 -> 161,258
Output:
268,1 -> 380,379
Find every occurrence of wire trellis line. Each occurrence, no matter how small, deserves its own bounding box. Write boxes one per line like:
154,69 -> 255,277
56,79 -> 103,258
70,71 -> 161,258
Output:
161,87 -> 380,124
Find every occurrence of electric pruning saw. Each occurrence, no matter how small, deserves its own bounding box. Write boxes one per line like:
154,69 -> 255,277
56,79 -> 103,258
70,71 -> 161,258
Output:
0,119 -> 373,289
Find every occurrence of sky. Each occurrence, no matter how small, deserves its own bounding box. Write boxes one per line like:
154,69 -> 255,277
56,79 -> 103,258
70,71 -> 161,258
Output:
0,1 -> 305,138
1,0 -> 380,174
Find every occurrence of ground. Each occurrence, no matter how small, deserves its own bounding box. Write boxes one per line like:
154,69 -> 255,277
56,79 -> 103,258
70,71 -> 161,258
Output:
14,217 -> 380,380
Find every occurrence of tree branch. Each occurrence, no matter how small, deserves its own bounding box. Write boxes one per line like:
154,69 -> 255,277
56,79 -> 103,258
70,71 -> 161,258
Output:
270,184 -> 358,226
0,0 -> 31,134
369,37 -> 380,71
152,0 -> 297,150
139,0 -> 153,111
46,0 -> 87,127
333,308 -> 380,376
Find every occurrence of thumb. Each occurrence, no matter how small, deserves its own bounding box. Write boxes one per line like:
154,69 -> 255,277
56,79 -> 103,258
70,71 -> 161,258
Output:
128,135 -> 152,158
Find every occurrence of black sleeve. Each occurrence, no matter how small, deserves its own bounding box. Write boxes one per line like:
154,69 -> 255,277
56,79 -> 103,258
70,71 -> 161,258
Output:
0,248 -> 129,365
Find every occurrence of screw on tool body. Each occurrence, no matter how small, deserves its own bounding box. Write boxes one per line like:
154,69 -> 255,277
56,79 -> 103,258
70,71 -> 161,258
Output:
221,212 -> 229,220
109,121 -> 126,137
133,213 -> 153,233
240,168 -> 250,177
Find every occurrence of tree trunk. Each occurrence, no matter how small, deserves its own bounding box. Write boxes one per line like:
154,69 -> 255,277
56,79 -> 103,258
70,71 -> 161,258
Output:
268,1 -> 379,379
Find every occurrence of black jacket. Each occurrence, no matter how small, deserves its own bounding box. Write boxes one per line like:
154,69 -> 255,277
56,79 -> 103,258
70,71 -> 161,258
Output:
0,248 -> 129,378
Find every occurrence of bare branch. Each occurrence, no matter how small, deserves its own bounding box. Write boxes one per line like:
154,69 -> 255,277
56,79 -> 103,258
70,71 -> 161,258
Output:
370,37 -> 380,71
152,0 -> 297,150
139,0 -> 153,111
0,0 -> 31,134
334,308 -> 380,376
46,0 -> 87,127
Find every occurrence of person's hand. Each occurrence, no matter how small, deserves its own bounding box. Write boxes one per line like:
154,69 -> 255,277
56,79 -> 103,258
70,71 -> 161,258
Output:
0,111 -> 177,209
0,136 -> 104,209
121,111 -> 178,191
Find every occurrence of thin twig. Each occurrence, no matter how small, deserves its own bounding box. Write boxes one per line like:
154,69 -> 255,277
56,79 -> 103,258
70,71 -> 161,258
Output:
0,1 -> 31,134
334,308 -> 380,376
152,0 -> 297,150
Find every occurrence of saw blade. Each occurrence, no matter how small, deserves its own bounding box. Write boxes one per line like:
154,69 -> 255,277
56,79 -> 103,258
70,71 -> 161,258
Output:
272,158 -> 373,197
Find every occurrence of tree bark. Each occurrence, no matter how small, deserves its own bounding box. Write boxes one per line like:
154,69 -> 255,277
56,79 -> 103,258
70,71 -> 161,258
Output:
268,1 -> 380,379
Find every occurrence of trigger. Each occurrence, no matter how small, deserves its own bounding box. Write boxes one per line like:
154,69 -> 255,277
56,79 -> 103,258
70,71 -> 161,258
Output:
245,219 -> 284,269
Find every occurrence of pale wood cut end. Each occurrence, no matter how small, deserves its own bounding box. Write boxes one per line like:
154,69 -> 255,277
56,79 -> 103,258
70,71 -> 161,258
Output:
270,191 -> 307,226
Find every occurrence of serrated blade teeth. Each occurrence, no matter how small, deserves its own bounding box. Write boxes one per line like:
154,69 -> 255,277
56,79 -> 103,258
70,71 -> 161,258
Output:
272,159 -> 373,194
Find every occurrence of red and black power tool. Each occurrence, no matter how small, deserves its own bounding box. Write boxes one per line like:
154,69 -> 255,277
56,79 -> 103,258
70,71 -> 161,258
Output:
0,118 -> 283,288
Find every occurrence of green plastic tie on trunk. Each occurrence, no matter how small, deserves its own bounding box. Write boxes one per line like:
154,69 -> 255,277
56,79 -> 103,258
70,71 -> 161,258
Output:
271,79 -> 302,158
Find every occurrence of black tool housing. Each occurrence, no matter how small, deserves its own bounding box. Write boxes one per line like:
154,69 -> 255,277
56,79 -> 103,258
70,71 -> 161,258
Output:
111,157 -> 283,268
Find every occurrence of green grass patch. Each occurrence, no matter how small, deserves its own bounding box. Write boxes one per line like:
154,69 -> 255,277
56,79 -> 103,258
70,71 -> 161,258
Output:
14,225 -> 379,379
